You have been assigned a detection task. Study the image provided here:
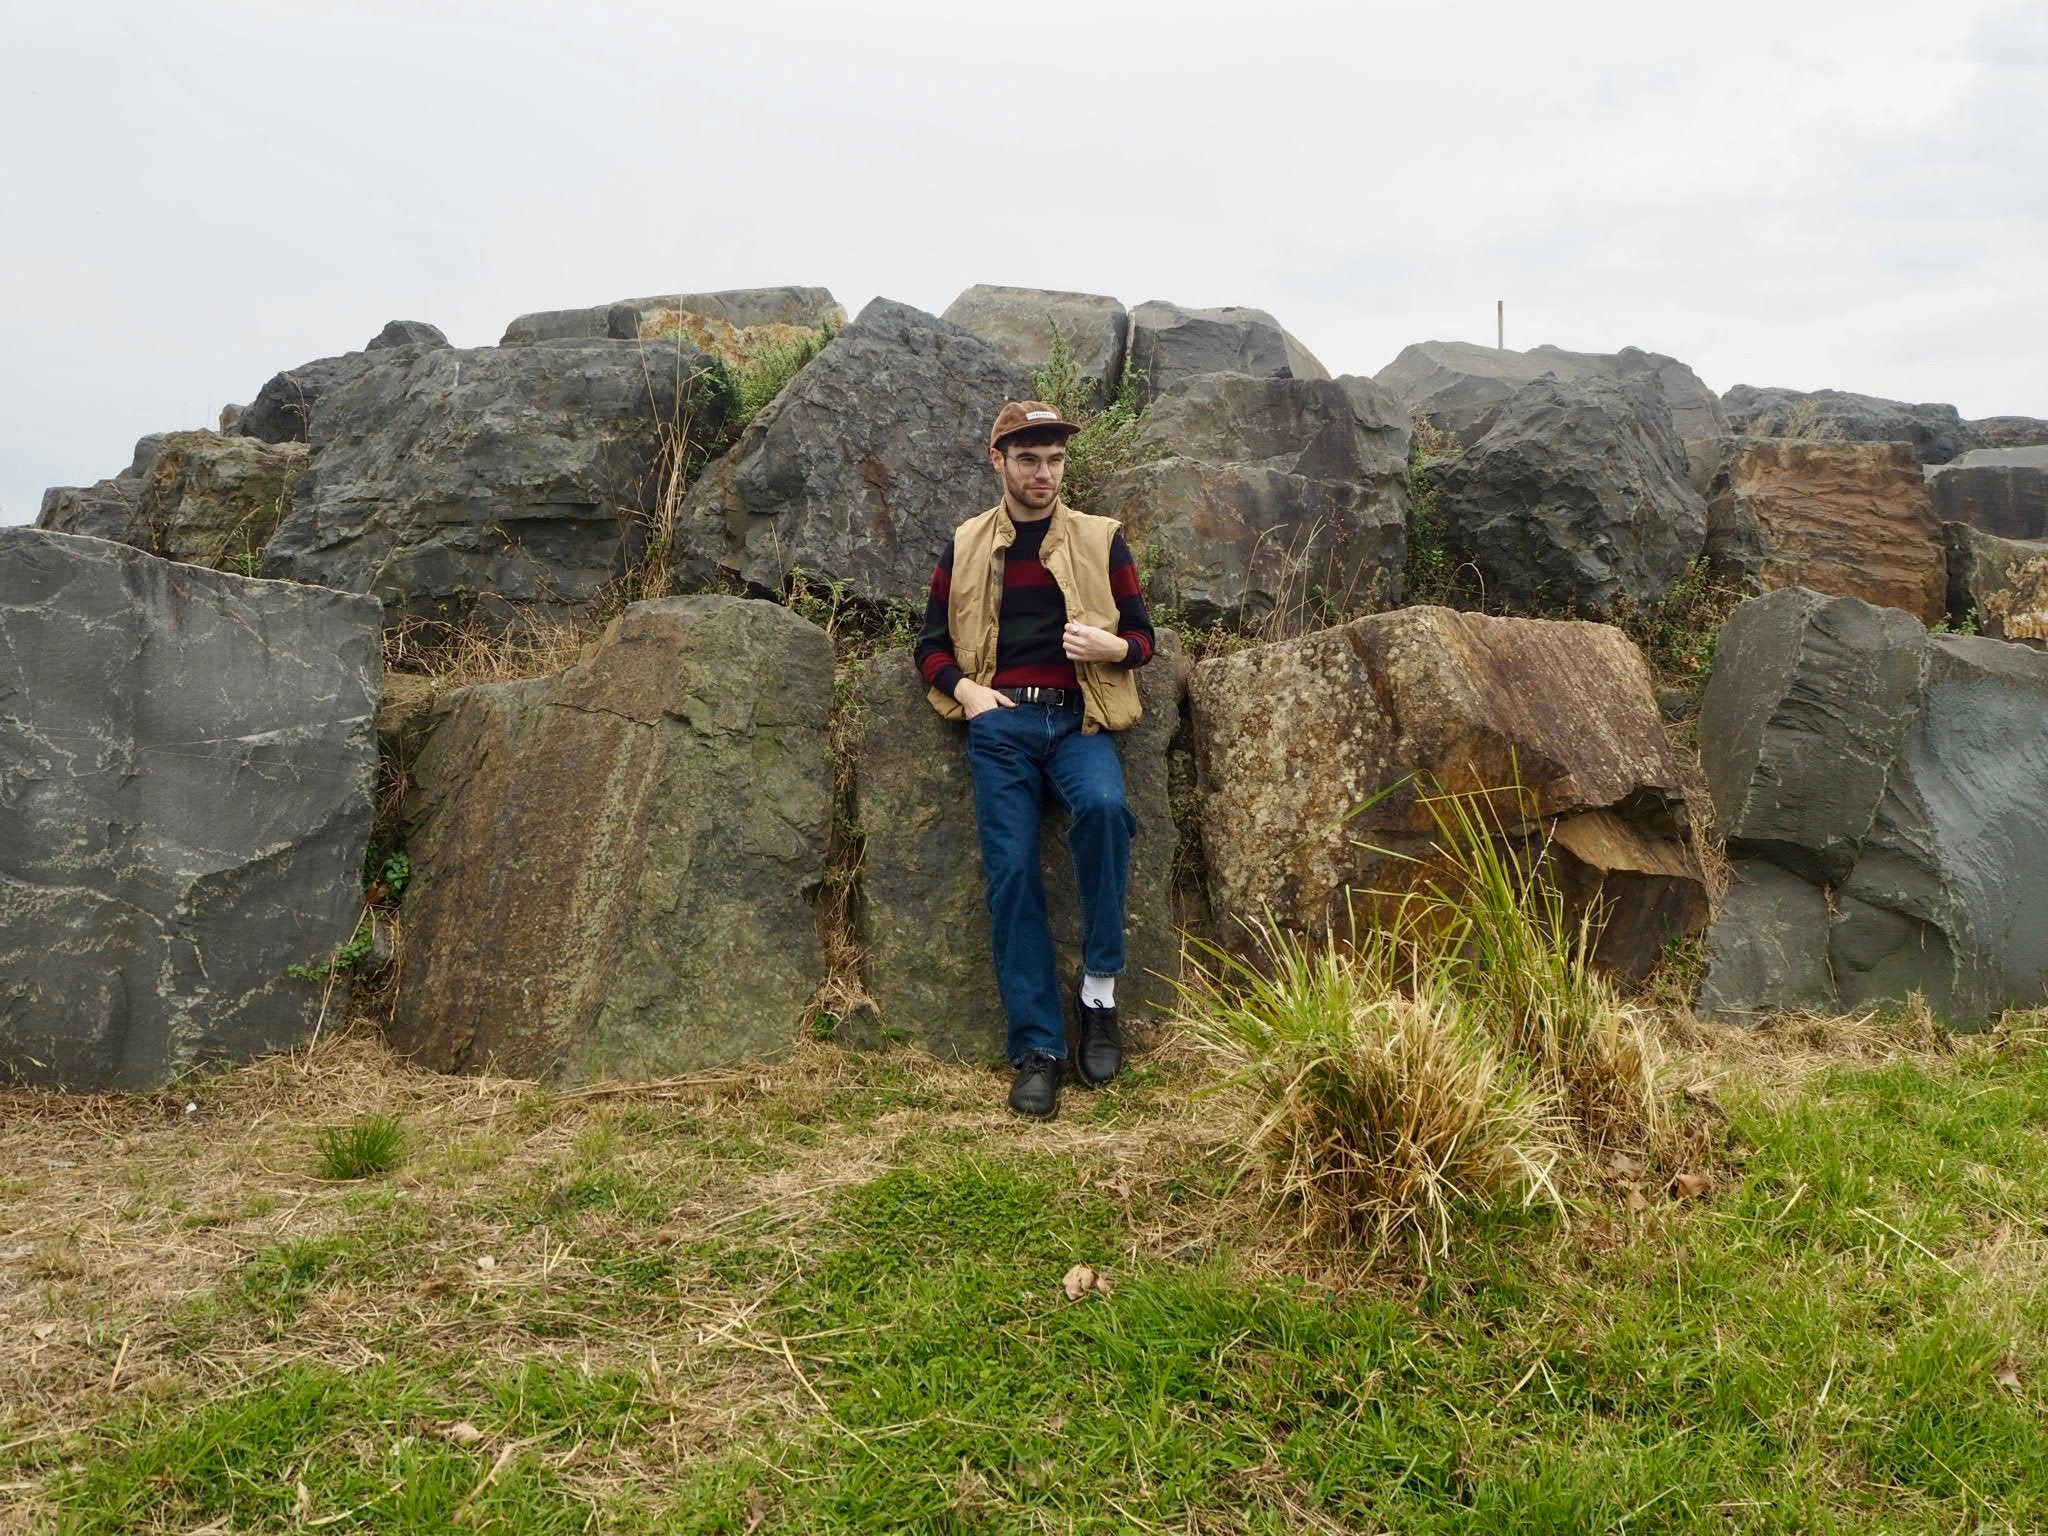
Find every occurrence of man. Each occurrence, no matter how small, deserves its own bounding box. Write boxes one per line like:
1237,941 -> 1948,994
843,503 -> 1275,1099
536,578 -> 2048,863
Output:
915,400 -> 1157,1119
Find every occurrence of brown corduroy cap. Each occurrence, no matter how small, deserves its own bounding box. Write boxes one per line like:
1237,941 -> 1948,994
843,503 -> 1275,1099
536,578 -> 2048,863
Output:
989,400 -> 1082,453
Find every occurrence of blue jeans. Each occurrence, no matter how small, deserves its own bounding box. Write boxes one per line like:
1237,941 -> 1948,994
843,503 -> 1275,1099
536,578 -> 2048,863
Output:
964,701 -> 1136,1064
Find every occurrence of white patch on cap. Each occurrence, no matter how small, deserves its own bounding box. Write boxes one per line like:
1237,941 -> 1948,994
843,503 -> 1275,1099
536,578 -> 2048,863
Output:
1025,410 -> 1058,421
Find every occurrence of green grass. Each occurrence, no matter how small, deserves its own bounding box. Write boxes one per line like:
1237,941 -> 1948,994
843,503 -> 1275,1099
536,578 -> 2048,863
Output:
11,1042 -> 2047,1533
315,1112 -> 405,1179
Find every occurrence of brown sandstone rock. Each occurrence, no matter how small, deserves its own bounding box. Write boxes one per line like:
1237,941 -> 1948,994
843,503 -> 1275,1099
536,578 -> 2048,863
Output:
1698,438 -> 1945,621
391,596 -> 833,1082
1190,607 -> 1704,980
852,635 -> 1188,1060
635,309 -> 830,370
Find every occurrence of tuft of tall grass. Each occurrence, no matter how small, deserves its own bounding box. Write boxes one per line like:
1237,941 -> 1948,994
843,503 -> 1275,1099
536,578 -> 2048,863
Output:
1181,920 -> 1563,1257
315,1114 -> 405,1180
1400,786 -> 1667,1149
1182,779 -> 1678,1254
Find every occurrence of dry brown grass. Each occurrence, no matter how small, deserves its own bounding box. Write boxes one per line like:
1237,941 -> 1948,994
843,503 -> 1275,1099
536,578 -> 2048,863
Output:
0,1023 -> 1243,1523
381,611 -> 597,694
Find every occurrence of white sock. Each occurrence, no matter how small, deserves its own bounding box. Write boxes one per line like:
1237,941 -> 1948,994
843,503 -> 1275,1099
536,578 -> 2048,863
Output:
1081,973 -> 1116,1010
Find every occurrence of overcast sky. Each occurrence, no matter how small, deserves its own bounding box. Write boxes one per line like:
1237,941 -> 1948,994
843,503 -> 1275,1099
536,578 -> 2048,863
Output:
3,0 -> 2043,523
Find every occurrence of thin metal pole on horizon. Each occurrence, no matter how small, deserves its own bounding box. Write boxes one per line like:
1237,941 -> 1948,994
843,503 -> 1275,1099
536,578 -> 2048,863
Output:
1497,299 -> 1504,351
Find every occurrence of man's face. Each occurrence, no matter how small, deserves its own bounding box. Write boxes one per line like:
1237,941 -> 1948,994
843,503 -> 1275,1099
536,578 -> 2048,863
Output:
991,439 -> 1066,512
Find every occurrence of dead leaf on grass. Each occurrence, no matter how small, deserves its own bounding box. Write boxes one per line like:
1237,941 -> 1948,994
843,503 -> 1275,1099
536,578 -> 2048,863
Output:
1061,1263 -> 1112,1301
744,1486 -> 767,1531
1994,1357 -> 2022,1391
1607,1154 -> 1645,1181
292,1478 -> 312,1519
31,1322 -> 57,1340
438,1421 -> 486,1445
1672,1172 -> 1713,1200
1627,1187 -> 1649,1216
474,1255 -> 497,1272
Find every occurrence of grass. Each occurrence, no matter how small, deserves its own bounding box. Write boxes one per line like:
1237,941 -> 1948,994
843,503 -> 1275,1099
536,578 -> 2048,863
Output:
3,1015 -> 2044,1533
1179,921 -> 1565,1256
316,1113 -> 405,1179
1174,782 -> 1672,1261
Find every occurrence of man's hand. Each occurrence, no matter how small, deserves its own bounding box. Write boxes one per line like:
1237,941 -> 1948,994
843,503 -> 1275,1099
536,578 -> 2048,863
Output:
955,679 -> 1017,719
1062,622 -> 1131,664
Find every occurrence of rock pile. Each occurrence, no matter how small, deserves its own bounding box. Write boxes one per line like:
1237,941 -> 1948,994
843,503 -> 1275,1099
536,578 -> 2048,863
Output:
10,283 -> 2048,1091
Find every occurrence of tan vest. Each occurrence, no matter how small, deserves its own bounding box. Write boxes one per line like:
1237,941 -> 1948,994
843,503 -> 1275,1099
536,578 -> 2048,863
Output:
924,499 -> 1144,735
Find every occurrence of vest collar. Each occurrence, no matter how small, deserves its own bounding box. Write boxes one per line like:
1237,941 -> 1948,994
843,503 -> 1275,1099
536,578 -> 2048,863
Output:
994,498 -> 1073,553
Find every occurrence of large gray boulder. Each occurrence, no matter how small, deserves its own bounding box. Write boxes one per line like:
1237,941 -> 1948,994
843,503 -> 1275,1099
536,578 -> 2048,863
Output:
1698,587 -> 2048,1022
0,530 -> 381,1091
390,596 -> 833,1082
853,635 -> 1188,1060
1701,588 -> 1926,886
675,298 -> 1033,604
1943,522 -> 2048,644
1425,373 -> 1709,612
1376,340 -> 1726,446
234,323 -> 451,443
1925,446 -> 2048,541
500,286 -> 842,346
1126,301 -> 1327,404
263,339 -> 719,626
1720,385 -> 1970,465
1190,606 -> 1707,983
940,284 -> 1129,406
1093,373 -> 1409,628
38,430 -> 308,574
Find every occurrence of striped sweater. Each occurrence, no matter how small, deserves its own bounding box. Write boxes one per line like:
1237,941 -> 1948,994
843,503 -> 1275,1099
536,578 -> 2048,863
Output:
914,514 -> 1155,698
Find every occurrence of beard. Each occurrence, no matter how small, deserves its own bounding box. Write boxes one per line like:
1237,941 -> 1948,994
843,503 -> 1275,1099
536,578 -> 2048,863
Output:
1004,472 -> 1059,512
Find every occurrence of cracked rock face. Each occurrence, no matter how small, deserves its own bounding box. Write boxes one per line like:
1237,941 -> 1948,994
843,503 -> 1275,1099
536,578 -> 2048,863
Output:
263,340 -> 717,626
233,323 -> 451,444
1426,373 -> 1709,612
1698,587 -> 2048,1022
1093,373 -> 1409,628
675,299 -> 1033,604
499,286 -> 842,346
0,529 -> 382,1091
390,595 -> 833,1082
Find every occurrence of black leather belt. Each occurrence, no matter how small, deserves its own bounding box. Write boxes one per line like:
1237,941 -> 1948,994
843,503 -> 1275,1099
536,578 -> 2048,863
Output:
1000,686 -> 1082,708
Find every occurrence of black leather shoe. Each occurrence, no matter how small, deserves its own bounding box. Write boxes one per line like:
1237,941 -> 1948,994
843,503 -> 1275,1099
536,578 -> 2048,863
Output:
1073,979 -> 1123,1087
1009,1052 -> 1061,1119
